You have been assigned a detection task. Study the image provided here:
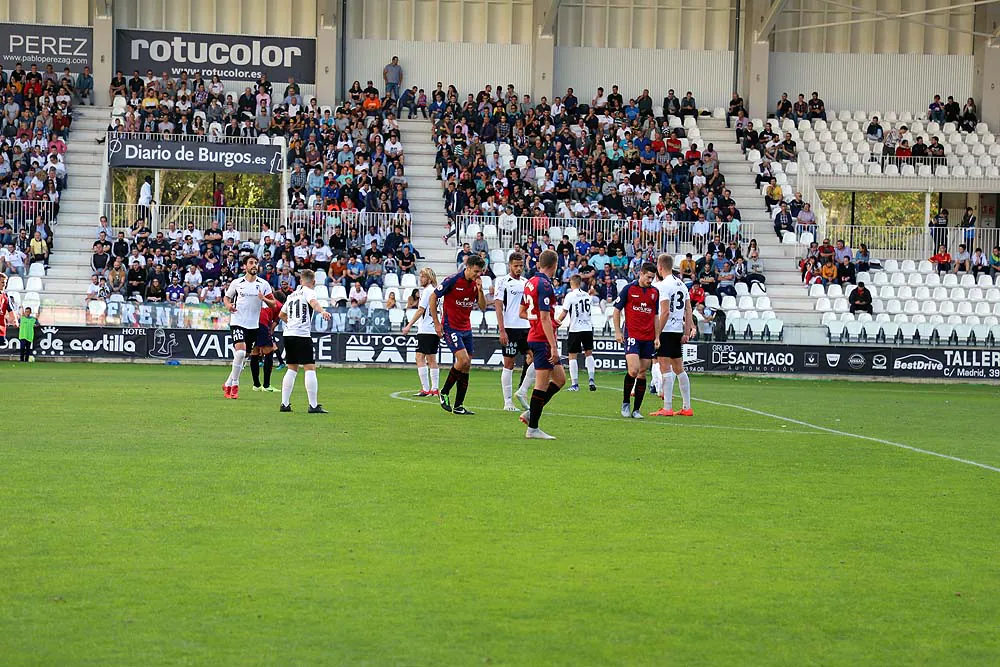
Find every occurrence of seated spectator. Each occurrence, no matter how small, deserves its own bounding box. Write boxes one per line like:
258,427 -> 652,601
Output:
834,240 -> 852,264
29,231 -> 49,268
1,242 -> 25,277
930,245 -> 952,273
146,278 -> 166,302
85,274 -> 105,302
854,244 -> 871,273
819,259 -> 838,286
837,255 -> 856,285
694,302 -> 715,340
456,242 -> 473,268
716,262 -> 737,297
950,244 -> 971,273
817,238 -> 835,263
764,178 -> 783,212
990,246 -> 1000,277
928,95 -> 944,123
807,92 -> 826,121
961,97 -> 979,133
971,247 -> 989,279
745,251 -> 765,286
848,282 -> 873,314
773,202 -> 794,241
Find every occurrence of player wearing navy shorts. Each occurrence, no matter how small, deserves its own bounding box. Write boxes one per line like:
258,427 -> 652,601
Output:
612,261 -> 661,418
250,289 -> 286,392
429,255 -> 487,415
517,249 -> 566,439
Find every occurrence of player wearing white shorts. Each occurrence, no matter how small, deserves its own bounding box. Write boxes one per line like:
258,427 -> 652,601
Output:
278,269 -> 332,413
650,253 -> 697,417
555,274 -> 597,392
222,255 -> 276,399
402,267 -> 441,397
494,252 -> 535,411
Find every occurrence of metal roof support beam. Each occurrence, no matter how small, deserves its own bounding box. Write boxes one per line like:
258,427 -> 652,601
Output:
756,0 -> 790,41
539,0 -> 563,37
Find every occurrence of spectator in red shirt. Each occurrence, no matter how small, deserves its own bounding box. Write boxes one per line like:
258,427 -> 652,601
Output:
930,245 -> 952,273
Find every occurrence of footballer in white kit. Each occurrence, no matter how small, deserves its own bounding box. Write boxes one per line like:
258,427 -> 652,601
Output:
494,252 -> 535,411
222,256 -> 275,399
401,267 -> 442,397
278,269 -> 332,413
650,253 -> 696,417
555,274 -> 597,391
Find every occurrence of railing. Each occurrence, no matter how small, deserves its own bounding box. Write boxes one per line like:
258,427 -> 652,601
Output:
801,225 -> 1000,261
108,130 -> 284,145
102,203 -> 412,245
0,199 -> 59,227
455,214 -> 755,255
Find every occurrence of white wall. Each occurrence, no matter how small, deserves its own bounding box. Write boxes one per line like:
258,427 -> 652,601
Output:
344,38 -> 532,99
553,47 -> 734,110
768,52 -> 974,116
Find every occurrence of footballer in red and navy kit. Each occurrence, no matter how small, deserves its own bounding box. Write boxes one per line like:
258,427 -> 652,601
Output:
430,255 -> 487,415
612,261 -> 662,419
517,250 -> 566,440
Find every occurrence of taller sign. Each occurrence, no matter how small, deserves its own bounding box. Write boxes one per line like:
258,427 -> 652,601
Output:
115,29 -> 316,83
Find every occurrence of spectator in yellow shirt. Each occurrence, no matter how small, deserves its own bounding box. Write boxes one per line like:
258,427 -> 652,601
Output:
29,231 -> 48,267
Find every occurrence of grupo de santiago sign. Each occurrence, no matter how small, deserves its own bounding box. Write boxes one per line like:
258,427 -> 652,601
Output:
116,29 -> 315,83
107,135 -> 283,174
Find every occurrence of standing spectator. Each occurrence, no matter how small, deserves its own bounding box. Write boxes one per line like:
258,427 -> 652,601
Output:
138,175 -> 153,222
930,208 -> 949,249
726,92 -> 744,128
848,282 -> 873,314
962,207 -> 977,248
213,184 -> 226,226
17,306 -> 37,362
383,56 -> 403,100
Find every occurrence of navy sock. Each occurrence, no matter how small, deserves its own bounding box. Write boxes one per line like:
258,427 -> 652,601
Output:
633,378 -> 647,411
623,374 -> 636,405
528,388 -> 547,428
455,371 -> 470,406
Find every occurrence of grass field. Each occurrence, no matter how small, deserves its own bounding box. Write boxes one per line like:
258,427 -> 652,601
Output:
3,363 -> 999,666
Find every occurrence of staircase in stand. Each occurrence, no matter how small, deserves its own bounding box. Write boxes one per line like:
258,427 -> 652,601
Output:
397,118 -> 457,278
697,118 -> 821,331
43,106 -> 108,307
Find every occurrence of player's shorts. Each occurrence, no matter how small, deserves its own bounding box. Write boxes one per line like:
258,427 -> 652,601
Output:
283,335 -> 315,365
251,327 -> 276,355
528,340 -> 556,370
502,328 -> 529,357
624,337 -> 656,359
230,325 -> 258,346
565,331 -> 594,355
416,333 -> 440,355
657,332 -> 684,359
443,327 -> 474,355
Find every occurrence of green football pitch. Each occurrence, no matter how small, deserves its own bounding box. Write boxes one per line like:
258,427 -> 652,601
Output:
3,363 -> 999,666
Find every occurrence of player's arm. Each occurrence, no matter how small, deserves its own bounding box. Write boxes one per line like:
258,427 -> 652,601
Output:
402,305 -> 424,335
494,281 -> 509,345
429,290 -> 443,336
655,297 -> 669,348
611,290 -> 626,344
475,277 -> 487,310
683,299 -> 695,343
223,282 -> 237,312
309,297 -> 332,321
278,299 -> 289,323
540,308 -> 559,364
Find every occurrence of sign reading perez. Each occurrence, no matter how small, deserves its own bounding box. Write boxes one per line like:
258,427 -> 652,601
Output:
108,135 -> 283,174
0,22 -> 93,72
115,29 -> 316,83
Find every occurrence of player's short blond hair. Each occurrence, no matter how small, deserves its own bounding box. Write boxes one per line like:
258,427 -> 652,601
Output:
657,253 -> 674,273
420,267 -> 438,286
300,269 -> 316,285
569,274 -> 582,288
538,249 -> 558,270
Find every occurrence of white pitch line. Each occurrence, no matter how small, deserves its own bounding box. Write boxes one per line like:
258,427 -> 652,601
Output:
388,391 -> 822,436
692,395 -> 1000,475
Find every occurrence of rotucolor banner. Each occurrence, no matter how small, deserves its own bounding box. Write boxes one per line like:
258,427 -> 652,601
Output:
115,29 -> 316,83
5,327 -> 1000,381
0,22 -> 93,72
107,134 -> 284,174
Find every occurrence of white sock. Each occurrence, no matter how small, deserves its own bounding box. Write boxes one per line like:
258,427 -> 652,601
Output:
651,364 -> 662,394
430,367 -> 440,390
501,367 -> 514,403
663,370 -> 676,410
305,369 -> 318,408
517,364 -> 535,395
417,365 -> 430,392
585,355 -> 596,380
569,358 -> 579,385
678,371 -> 691,409
227,349 -> 246,386
281,368 -> 298,406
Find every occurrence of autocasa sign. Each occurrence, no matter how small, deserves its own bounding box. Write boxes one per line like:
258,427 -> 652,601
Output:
116,29 -> 316,83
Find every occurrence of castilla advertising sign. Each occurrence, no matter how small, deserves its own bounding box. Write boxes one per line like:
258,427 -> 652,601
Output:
0,22 -> 93,72
115,29 -> 315,83
107,134 -> 284,174
6,328 -> 998,382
